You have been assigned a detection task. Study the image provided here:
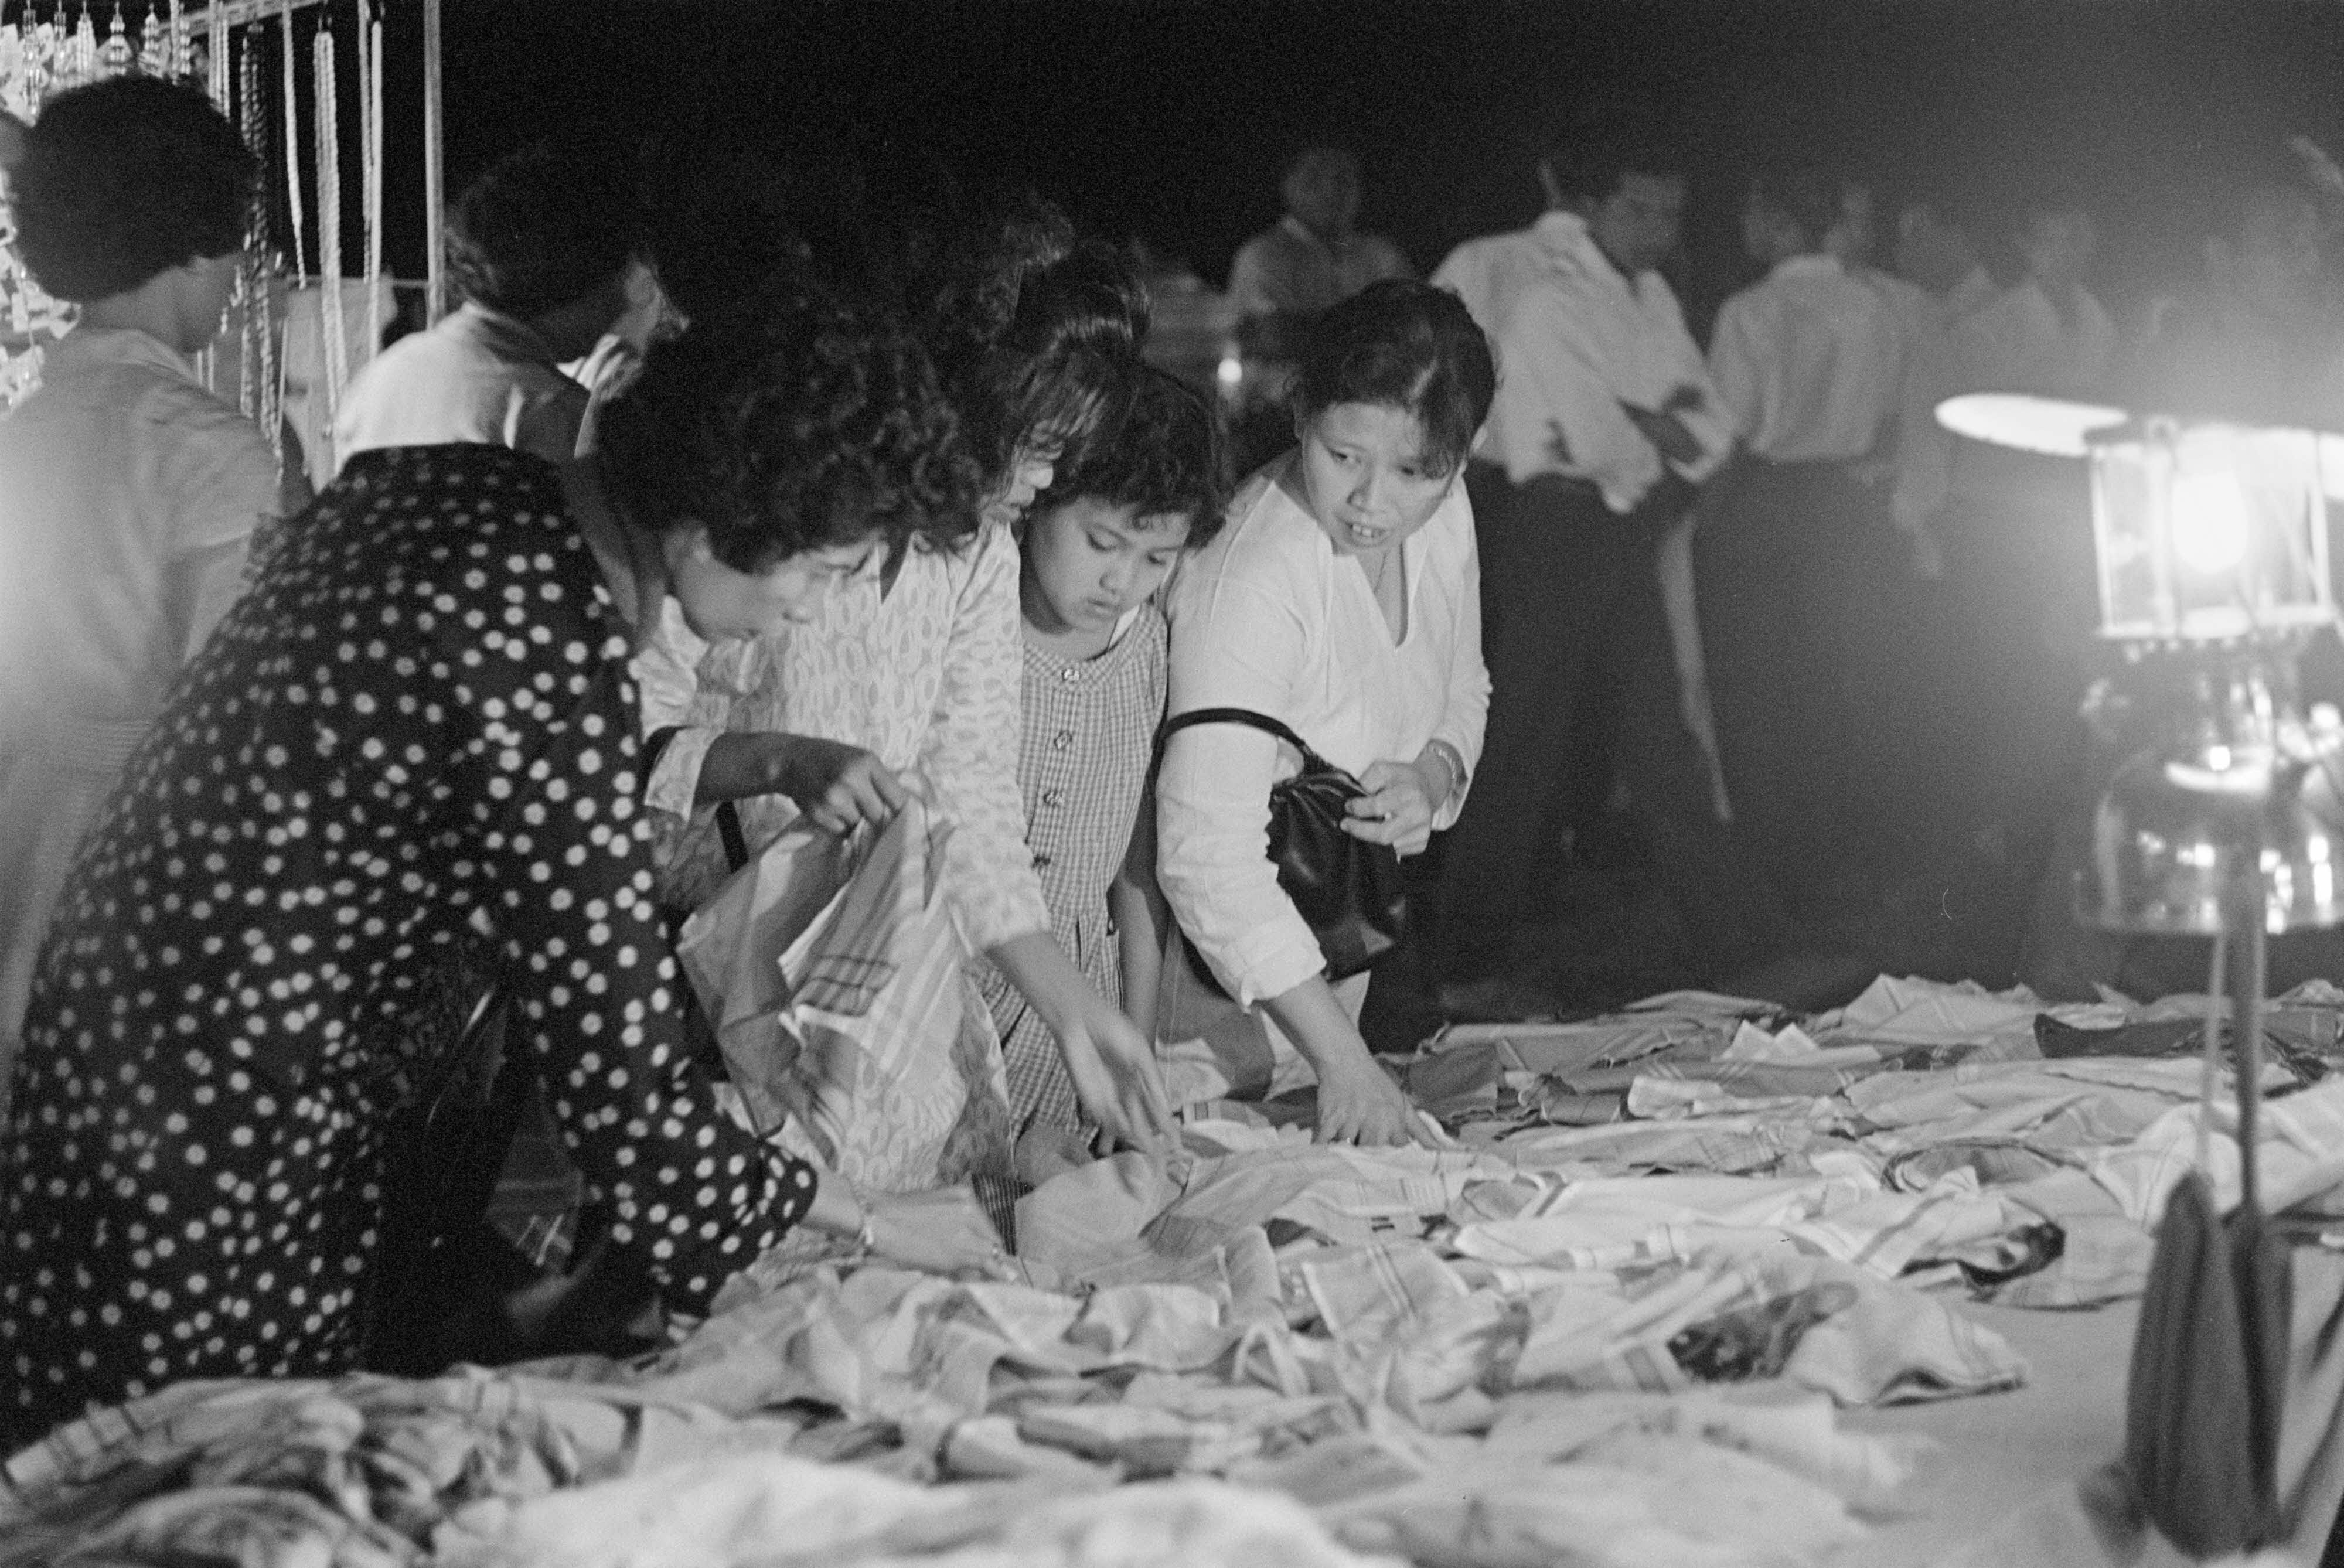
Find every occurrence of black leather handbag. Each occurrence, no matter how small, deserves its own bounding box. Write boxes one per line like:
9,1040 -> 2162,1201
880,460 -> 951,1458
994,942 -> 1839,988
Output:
1157,707 -> 1411,984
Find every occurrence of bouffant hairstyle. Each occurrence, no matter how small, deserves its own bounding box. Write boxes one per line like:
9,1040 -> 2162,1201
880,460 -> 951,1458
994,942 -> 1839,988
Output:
447,136 -> 638,320
1046,366 -> 1231,548
12,77 -> 255,302
1289,280 -> 1496,480
963,238 -> 1150,480
596,274 -> 983,572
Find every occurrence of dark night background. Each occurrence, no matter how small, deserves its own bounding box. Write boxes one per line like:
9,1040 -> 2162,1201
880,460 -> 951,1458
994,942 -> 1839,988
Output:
308,2 -> 2344,327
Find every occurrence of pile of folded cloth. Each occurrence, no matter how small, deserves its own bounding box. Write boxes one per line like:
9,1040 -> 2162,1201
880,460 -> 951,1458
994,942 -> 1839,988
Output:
11,974 -> 2344,1567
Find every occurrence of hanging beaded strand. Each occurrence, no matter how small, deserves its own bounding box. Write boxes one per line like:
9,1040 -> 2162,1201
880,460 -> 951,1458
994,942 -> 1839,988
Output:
238,22 -> 281,468
312,23 -> 343,468
231,23 -> 257,421
276,0 -> 307,449
362,0 -> 382,364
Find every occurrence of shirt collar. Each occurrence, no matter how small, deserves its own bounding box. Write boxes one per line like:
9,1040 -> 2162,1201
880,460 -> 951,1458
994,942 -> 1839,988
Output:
1769,253 -> 1843,282
448,300 -> 566,371
1529,209 -> 1620,284
43,324 -> 198,384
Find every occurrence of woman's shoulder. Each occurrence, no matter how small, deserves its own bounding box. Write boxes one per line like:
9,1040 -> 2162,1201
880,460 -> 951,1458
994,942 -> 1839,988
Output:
298,448 -> 587,587
1176,466 -> 1324,592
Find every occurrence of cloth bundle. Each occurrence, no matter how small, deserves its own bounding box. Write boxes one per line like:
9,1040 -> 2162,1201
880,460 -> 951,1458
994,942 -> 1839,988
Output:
676,804 -> 1013,1195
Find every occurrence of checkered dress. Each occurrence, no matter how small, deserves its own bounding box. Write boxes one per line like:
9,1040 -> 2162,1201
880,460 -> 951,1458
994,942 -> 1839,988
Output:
974,606 -> 1168,1137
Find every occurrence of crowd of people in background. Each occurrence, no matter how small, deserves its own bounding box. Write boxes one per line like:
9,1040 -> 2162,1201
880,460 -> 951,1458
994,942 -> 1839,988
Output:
1214,121 -> 2344,1019
6,70 -> 2344,1445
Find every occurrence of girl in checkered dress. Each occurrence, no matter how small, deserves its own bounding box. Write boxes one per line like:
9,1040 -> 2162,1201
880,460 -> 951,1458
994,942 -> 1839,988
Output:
976,367 -> 1228,1180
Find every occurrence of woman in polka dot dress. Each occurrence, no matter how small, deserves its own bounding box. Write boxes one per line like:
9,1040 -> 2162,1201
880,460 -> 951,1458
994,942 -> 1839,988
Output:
0,282 -> 1009,1447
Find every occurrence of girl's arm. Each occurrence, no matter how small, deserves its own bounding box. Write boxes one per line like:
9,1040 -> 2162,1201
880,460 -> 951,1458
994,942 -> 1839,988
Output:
986,928 -> 1173,1154
1111,794 -> 1169,1041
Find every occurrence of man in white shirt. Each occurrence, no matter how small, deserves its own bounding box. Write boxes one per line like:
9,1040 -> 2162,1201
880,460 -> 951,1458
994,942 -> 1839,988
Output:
1228,147 -> 1413,350
1874,190 -> 1998,574
1934,194 -> 2117,930
1698,165 -> 1903,911
1226,144 -> 1410,451
332,137 -> 636,475
1433,131 -> 1800,1011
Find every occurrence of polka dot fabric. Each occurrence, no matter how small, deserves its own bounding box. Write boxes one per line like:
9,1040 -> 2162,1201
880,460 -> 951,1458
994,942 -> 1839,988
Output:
0,445 -> 816,1447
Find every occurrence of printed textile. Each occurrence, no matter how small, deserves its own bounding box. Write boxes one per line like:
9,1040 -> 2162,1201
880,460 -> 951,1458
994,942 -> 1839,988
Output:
678,802 -> 1014,1196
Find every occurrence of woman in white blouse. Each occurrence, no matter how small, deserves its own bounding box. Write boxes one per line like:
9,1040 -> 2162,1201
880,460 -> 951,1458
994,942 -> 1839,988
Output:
1158,281 -> 1494,1145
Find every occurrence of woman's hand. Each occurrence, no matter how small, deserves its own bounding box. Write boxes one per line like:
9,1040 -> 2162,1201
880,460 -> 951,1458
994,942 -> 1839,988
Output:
986,931 -> 1176,1160
1313,1049 -> 1437,1147
1343,758 -> 1442,856
1055,996 -> 1177,1159
1261,976 -> 1443,1148
863,1186 -> 1014,1279
768,735 -> 909,835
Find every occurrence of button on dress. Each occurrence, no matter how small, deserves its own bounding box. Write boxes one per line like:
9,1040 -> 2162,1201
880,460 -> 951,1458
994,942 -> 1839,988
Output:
973,607 -> 1167,1137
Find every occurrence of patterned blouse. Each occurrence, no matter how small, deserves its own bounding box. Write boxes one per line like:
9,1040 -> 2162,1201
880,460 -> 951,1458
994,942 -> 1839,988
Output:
649,520 -> 1053,952
975,606 -> 1168,1136
0,446 -> 815,1446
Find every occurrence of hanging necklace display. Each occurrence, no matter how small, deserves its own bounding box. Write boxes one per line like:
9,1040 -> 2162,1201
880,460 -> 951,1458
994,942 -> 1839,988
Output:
236,22 -> 281,468
0,4 -> 79,411
360,0 -> 381,360
56,3 -> 94,93
136,1 -> 162,77
278,1 -> 309,282
95,2 -> 129,76
275,0 -> 306,432
313,23 -> 344,465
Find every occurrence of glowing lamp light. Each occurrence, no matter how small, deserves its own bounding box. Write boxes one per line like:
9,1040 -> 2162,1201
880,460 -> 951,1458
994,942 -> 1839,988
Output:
2168,470 -> 2251,577
1938,394 -> 2335,644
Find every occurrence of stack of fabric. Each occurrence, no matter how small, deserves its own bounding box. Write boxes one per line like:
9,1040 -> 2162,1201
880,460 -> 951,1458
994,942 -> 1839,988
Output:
11,974 -> 2344,1567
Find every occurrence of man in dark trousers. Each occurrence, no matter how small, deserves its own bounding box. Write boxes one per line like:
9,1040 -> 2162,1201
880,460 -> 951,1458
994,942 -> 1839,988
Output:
1432,130 -> 1804,1016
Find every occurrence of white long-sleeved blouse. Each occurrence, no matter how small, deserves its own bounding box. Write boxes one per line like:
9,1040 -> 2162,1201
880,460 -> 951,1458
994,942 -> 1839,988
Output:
1157,466 -> 1488,1007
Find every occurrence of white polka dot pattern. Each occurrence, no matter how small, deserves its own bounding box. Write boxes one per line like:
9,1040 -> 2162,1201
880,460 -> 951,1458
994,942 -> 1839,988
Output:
0,445 -> 815,1447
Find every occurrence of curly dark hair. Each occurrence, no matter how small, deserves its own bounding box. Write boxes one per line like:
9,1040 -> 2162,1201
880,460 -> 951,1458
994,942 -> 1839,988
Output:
595,274 -> 983,572
447,136 -> 638,319
12,77 -> 254,302
1289,280 -> 1496,481
1046,366 -> 1231,548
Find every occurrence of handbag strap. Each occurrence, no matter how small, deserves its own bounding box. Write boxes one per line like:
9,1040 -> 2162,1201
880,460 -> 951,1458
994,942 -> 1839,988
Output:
1157,707 -> 1337,776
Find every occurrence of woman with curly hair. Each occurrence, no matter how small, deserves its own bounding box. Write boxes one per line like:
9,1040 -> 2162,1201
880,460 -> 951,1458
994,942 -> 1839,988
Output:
0,281 -> 1009,1448
642,212 -> 1177,1173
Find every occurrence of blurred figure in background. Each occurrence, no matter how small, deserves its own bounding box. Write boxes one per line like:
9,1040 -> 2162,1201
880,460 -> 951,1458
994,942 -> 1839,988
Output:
1699,165 -> 1903,914
333,135 -> 639,475
1227,146 -> 1413,470
1936,190 -> 2116,960
2133,176 -> 2343,422
1229,145 -> 1413,360
1433,129 -> 1804,1017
